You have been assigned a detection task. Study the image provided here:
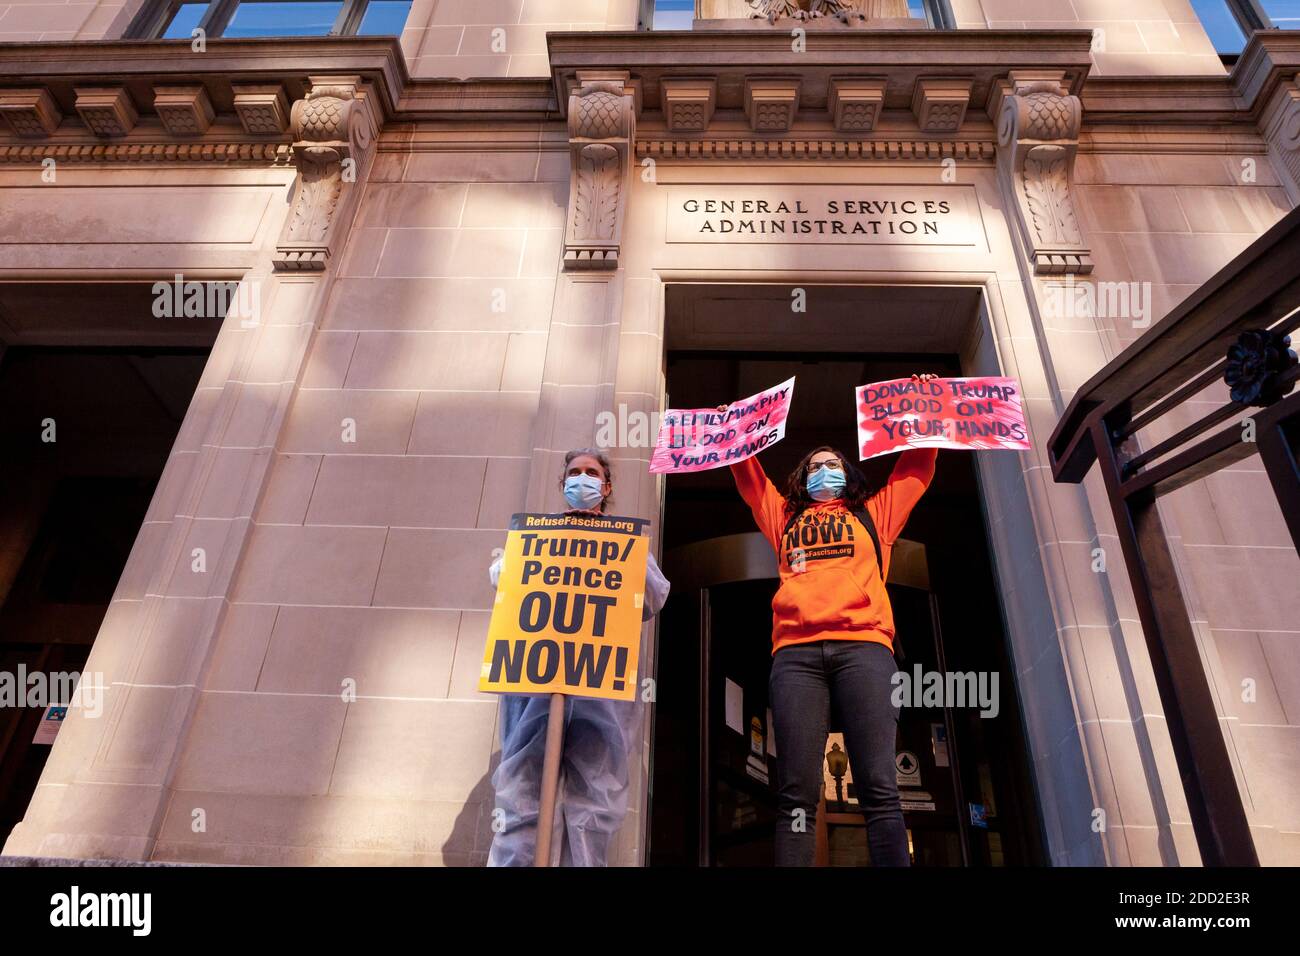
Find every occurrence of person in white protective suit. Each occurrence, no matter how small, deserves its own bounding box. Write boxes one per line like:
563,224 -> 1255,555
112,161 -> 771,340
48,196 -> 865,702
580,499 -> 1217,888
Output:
486,447 -> 670,866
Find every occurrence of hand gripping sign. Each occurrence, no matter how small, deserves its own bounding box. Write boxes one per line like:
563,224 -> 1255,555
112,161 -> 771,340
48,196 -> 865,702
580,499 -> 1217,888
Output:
856,376 -> 1031,461
650,376 -> 795,474
480,512 -> 650,701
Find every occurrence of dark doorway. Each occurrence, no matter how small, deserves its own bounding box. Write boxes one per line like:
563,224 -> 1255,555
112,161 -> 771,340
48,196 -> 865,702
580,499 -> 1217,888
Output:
647,347 -> 1046,866
0,346 -> 210,850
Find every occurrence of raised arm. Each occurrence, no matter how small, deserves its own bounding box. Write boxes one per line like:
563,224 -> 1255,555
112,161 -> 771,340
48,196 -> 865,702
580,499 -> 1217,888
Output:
868,447 -> 938,544
730,454 -> 787,544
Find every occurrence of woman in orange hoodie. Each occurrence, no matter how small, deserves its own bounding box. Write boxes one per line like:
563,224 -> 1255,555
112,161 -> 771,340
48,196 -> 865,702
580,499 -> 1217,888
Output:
726,373 -> 939,866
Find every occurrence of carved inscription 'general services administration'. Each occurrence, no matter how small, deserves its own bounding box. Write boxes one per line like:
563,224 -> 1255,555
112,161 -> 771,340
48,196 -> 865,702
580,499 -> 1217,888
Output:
666,186 -> 983,246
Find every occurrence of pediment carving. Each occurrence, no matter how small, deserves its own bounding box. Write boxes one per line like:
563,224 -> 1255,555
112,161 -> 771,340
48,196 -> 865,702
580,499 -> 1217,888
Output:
697,0 -> 914,22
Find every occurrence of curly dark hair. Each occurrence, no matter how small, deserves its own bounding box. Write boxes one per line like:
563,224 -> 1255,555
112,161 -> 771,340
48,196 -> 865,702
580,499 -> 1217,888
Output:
781,445 -> 876,521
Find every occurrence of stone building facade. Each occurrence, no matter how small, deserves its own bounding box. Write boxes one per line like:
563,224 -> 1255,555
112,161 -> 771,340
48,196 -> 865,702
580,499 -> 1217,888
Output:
0,0 -> 1297,865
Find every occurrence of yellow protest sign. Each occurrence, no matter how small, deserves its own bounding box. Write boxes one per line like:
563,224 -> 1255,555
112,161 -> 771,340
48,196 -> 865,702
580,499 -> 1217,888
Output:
480,512 -> 650,701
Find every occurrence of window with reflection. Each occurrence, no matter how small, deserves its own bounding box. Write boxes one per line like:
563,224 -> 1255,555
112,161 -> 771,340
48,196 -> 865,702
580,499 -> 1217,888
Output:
130,0 -> 413,39
1191,0 -> 1250,54
1189,0 -> 1298,59
1259,0 -> 1300,30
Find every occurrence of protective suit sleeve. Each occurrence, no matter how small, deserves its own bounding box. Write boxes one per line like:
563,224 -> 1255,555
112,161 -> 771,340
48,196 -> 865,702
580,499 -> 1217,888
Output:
642,550 -> 670,621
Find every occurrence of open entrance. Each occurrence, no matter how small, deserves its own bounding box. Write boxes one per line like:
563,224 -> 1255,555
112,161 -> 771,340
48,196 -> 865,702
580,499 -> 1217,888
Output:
0,282 -> 221,850
647,284 -> 1045,866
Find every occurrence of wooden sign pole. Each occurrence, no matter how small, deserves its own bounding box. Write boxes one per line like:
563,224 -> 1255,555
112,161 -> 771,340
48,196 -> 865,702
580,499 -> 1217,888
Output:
532,692 -> 567,867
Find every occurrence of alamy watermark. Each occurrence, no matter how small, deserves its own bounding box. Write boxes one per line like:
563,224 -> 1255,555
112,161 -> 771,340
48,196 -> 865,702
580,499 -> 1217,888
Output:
1041,274 -> 1153,328
891,664 -> 999,718
0,666 -> 105,718
50,886 -> 150,936
152,274 -> 261,328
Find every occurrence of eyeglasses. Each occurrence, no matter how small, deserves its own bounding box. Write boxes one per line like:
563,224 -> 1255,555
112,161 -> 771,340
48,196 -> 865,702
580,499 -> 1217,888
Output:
807,459 -> 844,473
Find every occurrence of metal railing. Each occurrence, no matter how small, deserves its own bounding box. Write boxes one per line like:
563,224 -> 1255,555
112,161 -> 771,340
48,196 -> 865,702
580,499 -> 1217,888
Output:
1048,205 -> 1300,867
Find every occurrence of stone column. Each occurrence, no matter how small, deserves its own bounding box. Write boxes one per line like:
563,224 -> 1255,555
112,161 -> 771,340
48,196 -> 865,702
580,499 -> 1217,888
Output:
525,71 -> 638,510
512,71 -> 648,865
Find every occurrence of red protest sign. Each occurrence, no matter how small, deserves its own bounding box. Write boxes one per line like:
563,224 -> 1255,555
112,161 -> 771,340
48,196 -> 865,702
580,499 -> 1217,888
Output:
649,377 -> 795,474
855,376 -> 1031,461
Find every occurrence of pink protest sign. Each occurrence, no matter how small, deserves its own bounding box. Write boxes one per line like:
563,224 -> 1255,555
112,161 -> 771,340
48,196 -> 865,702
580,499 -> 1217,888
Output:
856,376 -> 1031,461
650,377 -> 795,474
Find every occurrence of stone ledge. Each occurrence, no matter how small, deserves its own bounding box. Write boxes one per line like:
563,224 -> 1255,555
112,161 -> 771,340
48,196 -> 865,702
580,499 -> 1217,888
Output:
0,855 -> 221,867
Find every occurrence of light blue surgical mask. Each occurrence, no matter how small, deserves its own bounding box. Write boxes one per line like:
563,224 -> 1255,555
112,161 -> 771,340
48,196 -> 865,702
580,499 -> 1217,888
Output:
807,464 -> 846,502
564,473 -> 606,510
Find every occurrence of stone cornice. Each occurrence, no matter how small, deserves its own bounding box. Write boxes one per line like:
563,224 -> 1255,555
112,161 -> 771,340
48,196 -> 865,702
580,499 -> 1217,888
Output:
548,28 -> 1096,118
0,37 -> 408,164
0,31 -> 1297,160
0,37 -> 409,119
635,136 -> 995,161
0,141 -> 292,164
1079,77 -> 1245,123
543,30 -> 1300,157
1078,33 -> 1300,125
395,79 -> 558,120
546,28 -> 1101,63
1227,29 -> 1300,112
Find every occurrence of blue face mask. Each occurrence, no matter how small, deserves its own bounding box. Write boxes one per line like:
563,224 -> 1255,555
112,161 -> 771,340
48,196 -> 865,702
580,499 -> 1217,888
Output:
564,473 -> 606,510
807,464 -> 846,502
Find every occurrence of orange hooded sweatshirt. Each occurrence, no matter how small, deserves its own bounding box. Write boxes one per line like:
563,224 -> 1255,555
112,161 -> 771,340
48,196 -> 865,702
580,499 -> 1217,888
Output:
730,447 -> 937,656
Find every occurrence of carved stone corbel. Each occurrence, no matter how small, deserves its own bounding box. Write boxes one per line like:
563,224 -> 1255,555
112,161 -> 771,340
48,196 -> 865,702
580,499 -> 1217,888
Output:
0,88 -> 61,138
829,78 -> 885,132
232,83 -> 291,136
913,78 -> 970,133
994,71 -> 1092,275
1261,75 -> 1300,201
153,85 -> 215,137
662,78 -> 715,133
273,75 -> 376,272
74,87 -> 138,138
563,73 -> 636,270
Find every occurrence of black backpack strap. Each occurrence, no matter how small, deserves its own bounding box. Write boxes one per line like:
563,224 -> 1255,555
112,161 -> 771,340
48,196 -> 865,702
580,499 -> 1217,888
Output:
849,503 -> 884,575
850,504 -> 905,665
780,504 -> 803,544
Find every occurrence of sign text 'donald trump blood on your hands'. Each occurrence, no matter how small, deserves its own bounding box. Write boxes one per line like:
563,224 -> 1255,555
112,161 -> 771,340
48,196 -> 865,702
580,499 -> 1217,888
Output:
480,513 -> 650,701
856,376 -> 1032,461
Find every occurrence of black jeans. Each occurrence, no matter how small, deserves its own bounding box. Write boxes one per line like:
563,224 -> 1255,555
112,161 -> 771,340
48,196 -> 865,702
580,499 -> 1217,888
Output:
768,639 -> 909,866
